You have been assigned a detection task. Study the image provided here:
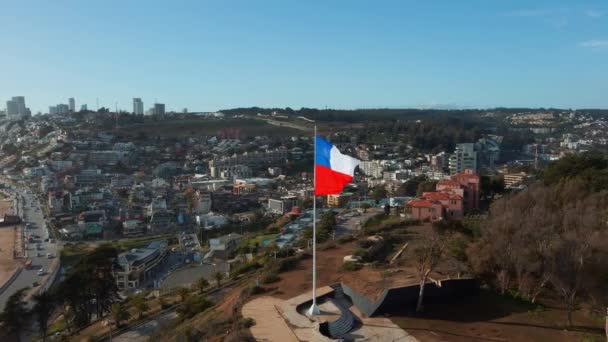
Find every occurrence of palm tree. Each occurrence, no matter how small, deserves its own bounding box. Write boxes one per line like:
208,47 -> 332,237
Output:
214,271 -> 224,288
195,277 -> 209,294
176,287 -> 190,302
32,292 -> 55,342
110,303 -> 130,328
129,295 -> 149,319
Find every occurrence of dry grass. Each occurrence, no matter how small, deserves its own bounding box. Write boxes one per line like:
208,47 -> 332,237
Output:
0,200 -> 19,287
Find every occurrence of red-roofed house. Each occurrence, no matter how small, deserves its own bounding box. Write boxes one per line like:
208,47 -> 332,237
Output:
406,199 -> 444,222
422,191 -> 463,219
407,169 -> 479,221
452,169 -> 480,211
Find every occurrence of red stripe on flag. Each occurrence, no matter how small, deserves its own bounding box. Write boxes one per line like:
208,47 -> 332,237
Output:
315,164 -> 353,195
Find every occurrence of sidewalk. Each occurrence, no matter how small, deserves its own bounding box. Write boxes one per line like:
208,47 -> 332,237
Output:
242,297 -> 299,342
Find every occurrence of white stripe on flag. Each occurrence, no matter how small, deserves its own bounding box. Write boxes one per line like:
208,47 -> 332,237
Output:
330,146 -> 360,177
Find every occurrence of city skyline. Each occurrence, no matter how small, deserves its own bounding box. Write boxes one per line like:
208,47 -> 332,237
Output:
1,0 -> 608,113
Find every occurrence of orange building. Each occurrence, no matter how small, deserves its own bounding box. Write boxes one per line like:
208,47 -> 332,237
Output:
407,169 -> 479,221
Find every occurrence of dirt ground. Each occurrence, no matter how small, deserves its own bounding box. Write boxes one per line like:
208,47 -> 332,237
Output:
391,291 -> 605,342
267,241 -> 361,299
0,200 -> 19,287
266,235 -> 442,302
263,230 -> 605,342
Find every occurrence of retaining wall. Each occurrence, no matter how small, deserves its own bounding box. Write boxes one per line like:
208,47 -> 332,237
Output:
341,278 -> 479,317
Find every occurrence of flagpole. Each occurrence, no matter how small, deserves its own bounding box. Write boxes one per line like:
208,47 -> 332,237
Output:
308,125 -> 320,316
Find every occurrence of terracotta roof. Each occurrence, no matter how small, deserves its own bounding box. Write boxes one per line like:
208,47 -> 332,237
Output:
438,189 -> 463,199
422,192 -> 449,200
423,191 -> 463,201
407,199 -> 436,208
437,179 -> 460,187
454,172 -> 480,180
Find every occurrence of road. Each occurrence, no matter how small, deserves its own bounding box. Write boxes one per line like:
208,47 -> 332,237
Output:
0,188 -> 59,311
335,208 -> 382,237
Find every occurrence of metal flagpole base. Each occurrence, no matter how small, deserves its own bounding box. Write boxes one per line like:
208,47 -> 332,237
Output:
307,302 -> 321,316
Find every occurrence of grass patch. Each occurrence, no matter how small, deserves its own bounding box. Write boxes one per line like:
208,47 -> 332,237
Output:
342,261 -> 362,272
106,235 -> 174,252
60,243 -> 91,268
247,234 -> 278,248
48,317 -> 67,334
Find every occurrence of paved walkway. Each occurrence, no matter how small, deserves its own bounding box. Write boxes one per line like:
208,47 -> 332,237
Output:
244,287 -> 418,342
242,297 -> 299,342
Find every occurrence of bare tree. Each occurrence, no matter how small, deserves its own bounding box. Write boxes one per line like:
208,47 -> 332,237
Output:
414,236 -> 443,313
468,179 -> 608,326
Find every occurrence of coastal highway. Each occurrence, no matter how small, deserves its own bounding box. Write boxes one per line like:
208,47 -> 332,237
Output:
0,188 -> 59,311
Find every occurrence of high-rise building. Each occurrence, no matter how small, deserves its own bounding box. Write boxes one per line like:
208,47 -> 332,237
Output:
68,98 -> 75,112
153,103 -> 165,116
12,96 -> 26,115
6,96 -> 29,118
56,104 -> 69,115
133,98 -> 144,115
6,100 -> 18,117
80,104 -> 88,111
449,143 -> 477,174
49,106 -> 57,115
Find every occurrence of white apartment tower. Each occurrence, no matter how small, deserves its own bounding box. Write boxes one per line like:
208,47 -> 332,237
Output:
133,98 -> 144,115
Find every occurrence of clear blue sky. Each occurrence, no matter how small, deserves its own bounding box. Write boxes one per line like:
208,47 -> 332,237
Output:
1,0 -> 607,113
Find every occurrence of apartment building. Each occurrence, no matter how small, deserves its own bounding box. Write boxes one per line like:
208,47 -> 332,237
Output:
113,241 -> 168,290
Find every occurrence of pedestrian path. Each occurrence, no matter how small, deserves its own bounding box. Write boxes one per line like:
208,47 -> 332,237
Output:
242,297 -> 299,342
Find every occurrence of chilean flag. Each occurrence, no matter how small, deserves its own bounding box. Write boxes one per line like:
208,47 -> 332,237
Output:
315,136 -> 360,195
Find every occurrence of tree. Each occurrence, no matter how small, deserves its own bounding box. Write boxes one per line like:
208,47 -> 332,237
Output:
467,179 -> 608,325
397,175 -> 428,196
415,180 -> 437,198
55,244 -> 119,328
177,287 -> 191,302
414,237 -> 443,313
111,303 -> 130,328
214,271 -> 225,287
195,277 -> 210,294
32,291 -> 55,341
543,151 -> 608,187
130,294 -> 149,320
360,203 -> 371,213
0,287 -> 30,340
372,186 -> 387,202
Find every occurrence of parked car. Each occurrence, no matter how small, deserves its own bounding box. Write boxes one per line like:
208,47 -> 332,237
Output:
37,268 -> 45,276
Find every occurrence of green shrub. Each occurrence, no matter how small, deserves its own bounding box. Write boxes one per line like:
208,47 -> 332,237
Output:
277,255 -> 301,272
319,241 -> 336,250
240,317 -> 256,328
230,261 -> 262,278
249,285 -> 265,295
176,296 -> 213,320
337,234 -> 355,244
353,248 -> 369,260
358,240 -> 375,248
261,273 -> 280,284
342,261 -> 362,272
